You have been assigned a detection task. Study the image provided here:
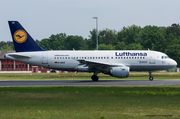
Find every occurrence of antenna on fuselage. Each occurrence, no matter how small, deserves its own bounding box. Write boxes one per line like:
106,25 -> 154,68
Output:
73,48 -> 75,51
148,48 -> 150,51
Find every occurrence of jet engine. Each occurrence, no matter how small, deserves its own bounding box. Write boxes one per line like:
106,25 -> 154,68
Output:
110,67 -> 129,78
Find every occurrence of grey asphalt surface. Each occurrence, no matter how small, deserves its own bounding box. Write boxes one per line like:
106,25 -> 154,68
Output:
0,80 -> 180,86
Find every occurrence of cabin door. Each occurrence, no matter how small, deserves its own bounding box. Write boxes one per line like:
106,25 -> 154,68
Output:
149,53 -> 155,64
42,53 -> 48,64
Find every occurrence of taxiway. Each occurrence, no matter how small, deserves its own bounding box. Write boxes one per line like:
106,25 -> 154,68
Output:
0,80 -> 180,86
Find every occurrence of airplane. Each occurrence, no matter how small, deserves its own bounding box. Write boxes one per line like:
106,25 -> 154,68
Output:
5,21 -> 177,81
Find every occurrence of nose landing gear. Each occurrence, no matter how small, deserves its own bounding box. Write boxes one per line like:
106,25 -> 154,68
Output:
149,71 -> 153,81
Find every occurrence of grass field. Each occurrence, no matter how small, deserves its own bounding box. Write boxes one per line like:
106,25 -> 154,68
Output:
0,72 -> 180,80
0,72 -> 180,118
1,86 -> 180,119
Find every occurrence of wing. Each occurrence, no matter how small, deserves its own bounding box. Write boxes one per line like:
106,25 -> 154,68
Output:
77,59 -> 129,69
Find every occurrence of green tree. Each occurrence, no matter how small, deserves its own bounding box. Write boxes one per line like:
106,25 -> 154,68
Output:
88,29 -> 97,50
166,44 -> 180,67
0,44 -> 13,50
98,44 -> 115,50
127,43 -> 143,50
39,38 -> 51,50
141,26 -> 166,51
117,25 -> 142,45
81,38 -> 90,50
63,35 -> 83,50
98,29 -> 118,45
115,42 -> 127,50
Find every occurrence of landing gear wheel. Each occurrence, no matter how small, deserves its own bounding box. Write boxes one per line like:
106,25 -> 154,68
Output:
149,76 -> 153,81
149,71 -> 153,81
91,75 -> 99,81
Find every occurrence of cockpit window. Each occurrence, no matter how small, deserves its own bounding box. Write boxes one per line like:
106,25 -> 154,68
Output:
162,56 -> 169,59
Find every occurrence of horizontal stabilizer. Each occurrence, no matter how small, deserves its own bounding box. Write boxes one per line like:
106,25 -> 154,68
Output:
5,53 -> 31,59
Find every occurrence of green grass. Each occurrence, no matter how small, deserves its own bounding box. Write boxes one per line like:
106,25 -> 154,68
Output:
0,72 -> 180,80
1,86 -> 180,118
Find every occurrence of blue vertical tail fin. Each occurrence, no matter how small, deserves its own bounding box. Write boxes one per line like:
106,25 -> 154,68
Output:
8,21 -> 45,52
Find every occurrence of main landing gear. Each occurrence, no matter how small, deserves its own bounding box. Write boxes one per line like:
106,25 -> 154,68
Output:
91,75 -> 99,81
91,71 -> 100,81
149,71 -> 153,81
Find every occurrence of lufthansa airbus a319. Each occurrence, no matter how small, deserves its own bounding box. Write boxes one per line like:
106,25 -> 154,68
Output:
5,21 -> 177,81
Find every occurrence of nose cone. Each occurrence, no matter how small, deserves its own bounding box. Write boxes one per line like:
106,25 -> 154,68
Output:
171,59 -> 177,67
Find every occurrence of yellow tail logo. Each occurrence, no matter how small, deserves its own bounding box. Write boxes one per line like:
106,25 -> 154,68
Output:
13,30 -> 27,43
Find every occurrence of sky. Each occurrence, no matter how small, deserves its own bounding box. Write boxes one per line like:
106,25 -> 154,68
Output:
0,0 -> 180,42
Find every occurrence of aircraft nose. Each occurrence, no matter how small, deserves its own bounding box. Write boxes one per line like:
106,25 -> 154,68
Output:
171,59 -> 177,66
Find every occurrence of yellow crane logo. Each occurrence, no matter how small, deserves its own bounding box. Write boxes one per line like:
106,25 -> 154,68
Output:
13,30 -> 27,43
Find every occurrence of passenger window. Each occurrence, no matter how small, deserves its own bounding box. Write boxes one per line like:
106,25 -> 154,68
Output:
132,57 -> 134,59
54,57 -> 56,59
101,57 -> 103,59
140,57 -> 142,59
126,57 -> 128,59
111,57 -> 113,59
129,57 -> 131,59
107,57 -> 109,59
104,57 -> 106,59
57,57 -> 59,59
124,57 -> 125,59
118,57 -> 120,59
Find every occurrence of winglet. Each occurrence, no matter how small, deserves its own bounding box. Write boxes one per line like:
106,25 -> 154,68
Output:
8,21 -> 46,52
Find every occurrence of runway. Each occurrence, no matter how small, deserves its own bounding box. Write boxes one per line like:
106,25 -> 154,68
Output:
1,80 -> 180,86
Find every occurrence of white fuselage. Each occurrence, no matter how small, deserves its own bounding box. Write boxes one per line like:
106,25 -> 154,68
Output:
5,50 -> 177,72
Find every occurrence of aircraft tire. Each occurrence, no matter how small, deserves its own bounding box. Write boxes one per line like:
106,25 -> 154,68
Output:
149,76 -> 153,81
91,75 -> 99,81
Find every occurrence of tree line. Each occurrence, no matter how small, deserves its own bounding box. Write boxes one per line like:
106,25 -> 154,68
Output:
1,23 -> 180,66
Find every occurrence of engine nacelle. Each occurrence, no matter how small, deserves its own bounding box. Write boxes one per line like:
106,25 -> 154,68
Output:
110,67 -> 129,78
